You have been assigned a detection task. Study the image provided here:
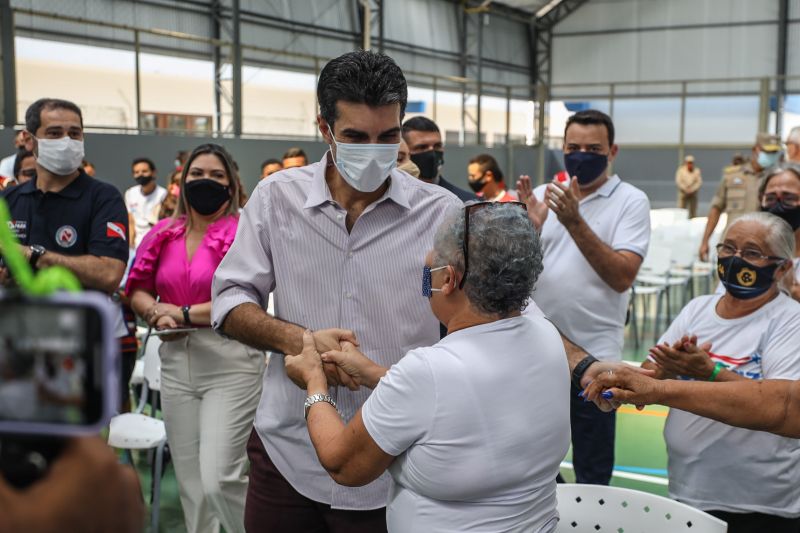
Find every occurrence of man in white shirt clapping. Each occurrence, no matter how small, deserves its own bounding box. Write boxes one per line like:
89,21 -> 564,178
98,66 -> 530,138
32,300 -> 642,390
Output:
518,109 -> 651,485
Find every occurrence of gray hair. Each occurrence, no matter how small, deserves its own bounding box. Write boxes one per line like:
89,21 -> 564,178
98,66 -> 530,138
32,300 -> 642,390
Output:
788,125 -> 800,144
432,203 -> 543,317
759,163 -> 800,197
724,211 -> 795,260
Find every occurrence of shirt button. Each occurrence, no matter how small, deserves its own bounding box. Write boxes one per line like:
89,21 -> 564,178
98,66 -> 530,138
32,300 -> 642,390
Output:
337,214 -> 343,220
345,292 -> 352,299
347,251 -> 354,258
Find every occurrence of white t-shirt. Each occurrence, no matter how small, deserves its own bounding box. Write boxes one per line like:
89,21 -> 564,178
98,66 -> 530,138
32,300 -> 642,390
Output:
658,293 -> 800,517
124,184 -> 167,249
527,175 -> 651,360
361,315 -> 571,533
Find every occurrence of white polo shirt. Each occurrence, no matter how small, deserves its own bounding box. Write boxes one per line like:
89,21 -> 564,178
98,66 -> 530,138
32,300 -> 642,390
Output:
362,314 -> 570,533
526,175 -> 650,361
124,184 -> 167,249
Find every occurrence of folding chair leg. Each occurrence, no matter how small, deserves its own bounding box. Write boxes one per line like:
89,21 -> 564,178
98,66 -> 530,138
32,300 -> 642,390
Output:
654,290 -> 664,346
630,290 -> 640,352
152,442 -> 165,533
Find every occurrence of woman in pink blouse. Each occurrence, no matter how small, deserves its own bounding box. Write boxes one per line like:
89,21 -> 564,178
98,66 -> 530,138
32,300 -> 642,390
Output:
127,144 -> 263,533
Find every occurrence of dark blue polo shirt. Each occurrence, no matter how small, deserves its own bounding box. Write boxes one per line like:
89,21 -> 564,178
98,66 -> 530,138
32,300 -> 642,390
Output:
3,170 -> 129,264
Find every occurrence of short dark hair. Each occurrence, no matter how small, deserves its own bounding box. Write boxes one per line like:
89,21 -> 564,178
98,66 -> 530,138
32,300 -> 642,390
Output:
317,50 -> 407,129
282,148 -> 307,161
564,109 -> 615,146
469,154 -> 503,183
402,116 -> 440,138
261,158 -> 282,171
132,157 -> 156,172
13,147 -> 35,178
25,98 -> 83,135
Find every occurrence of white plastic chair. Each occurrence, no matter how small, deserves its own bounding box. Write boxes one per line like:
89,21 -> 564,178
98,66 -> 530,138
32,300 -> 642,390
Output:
108,333 -> 166,532
632,244 -> 677,346
556,484 -> 727,532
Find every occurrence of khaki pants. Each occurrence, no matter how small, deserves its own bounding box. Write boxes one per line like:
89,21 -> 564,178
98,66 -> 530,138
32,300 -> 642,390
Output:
159,329 -> 264,533
678,191 -> 698,218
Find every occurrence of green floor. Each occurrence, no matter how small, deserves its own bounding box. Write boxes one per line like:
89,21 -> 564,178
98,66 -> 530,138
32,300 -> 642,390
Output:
134,283 -> 699,530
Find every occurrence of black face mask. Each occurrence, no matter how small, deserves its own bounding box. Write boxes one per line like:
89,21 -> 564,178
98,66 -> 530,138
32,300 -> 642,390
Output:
762,204 -> 800,231
135,175 -> 155,187
468,175 -> 486,193
410,150 -> 444,180
184,179 -> 231,216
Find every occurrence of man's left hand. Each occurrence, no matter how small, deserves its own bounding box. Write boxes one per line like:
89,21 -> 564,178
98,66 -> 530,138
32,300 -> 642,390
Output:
648,335 -> 715,380
545,177 -> 582,229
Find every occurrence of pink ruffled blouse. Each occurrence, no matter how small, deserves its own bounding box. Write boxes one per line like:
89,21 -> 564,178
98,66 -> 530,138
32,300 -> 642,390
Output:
126,215 -> 238,306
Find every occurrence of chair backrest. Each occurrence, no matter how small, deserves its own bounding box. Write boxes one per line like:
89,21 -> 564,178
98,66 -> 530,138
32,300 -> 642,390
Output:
640,244 -> 672,274
142,335 -> 162,391
555,484 -> 727,533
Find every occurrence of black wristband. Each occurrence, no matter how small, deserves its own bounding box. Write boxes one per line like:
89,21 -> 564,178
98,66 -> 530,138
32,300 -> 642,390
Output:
571,354 -> 599,389
182,305 -> 191,326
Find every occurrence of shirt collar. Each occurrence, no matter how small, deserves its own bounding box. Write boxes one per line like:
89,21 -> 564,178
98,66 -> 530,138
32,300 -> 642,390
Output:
584,174 -> 621,201
23,170 -> 89,199
304,151 -> 410,211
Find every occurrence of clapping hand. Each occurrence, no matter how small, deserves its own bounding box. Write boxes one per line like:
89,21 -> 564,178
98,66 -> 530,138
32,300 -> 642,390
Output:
545,177 -> 582,229
649,335 -> 714,380
516,175 -> 548,231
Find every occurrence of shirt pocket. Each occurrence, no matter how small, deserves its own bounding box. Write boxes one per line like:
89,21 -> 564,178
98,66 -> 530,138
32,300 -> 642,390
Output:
726,183 -> 747,211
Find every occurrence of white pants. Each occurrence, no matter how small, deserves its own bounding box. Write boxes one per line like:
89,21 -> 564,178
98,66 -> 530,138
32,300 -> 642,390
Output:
159,328 -> 264,533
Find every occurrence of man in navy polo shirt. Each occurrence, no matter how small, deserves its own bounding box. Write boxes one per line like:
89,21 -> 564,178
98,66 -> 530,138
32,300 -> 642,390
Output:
1,98 -> 128,298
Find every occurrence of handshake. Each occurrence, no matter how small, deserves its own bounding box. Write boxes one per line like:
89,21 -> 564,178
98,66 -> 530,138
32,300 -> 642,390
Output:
285,328 -> 386,392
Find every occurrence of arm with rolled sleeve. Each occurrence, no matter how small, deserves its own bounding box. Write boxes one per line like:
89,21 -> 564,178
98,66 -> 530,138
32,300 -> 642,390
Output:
211,186 -> 312,356
34,185 -> 128,294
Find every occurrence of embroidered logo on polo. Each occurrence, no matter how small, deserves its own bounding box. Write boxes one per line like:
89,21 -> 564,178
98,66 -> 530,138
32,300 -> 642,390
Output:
55,225 -> 78,248
106,222 -> 126,240
7,220 -> 27,240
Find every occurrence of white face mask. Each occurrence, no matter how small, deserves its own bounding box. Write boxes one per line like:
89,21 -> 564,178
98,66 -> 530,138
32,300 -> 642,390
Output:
328,125 -> 399,192
35,136 -> 85,176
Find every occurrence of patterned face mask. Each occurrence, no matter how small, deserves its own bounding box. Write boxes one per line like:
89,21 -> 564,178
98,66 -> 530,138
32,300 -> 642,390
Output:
422,265 -> 447,298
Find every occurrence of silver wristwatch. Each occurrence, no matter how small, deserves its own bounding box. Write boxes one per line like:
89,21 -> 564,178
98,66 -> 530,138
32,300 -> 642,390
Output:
304,393 -> 338,420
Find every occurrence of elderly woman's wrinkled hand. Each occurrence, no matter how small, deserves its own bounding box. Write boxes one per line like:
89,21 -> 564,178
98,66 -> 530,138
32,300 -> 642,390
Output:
648,335 -> 715,380
580,362 -> 656,412
321,342 -> 385,390
285,330 -> 327,390
582,365 -> 663,410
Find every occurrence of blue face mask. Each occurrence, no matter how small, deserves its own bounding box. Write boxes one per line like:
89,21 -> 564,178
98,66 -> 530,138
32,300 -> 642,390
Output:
564,152 -> 608,185
757,151 -> 780,169
717,255 -> 781,300
422,265 -> 447,298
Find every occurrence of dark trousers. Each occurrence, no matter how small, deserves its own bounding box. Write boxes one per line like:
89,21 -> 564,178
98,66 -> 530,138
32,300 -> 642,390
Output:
708,510 -> 800,533
570,383 -> 616,485
244,428 -> 388,533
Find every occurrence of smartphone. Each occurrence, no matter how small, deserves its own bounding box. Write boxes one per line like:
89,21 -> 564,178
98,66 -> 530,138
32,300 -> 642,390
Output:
0,291 -> 119,436
150,327 -> 198,337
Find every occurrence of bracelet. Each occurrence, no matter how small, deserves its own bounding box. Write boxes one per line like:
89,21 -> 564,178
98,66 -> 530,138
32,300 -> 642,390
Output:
708,362 -> 725,382
304,393 -> 340,420
571,354 -> 599,389
182,305 -> 191,326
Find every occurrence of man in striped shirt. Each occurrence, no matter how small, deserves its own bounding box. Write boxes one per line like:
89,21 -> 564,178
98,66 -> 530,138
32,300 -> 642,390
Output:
211,51 -> 461,532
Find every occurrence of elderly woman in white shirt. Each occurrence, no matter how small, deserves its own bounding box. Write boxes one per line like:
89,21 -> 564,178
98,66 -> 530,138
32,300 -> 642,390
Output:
621,212 -> 800,533
285,202 -> 571,533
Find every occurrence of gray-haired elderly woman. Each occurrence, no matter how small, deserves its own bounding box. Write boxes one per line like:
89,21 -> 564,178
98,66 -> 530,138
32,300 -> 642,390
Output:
285,202 -> 571,533
632,211 -> 800,533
